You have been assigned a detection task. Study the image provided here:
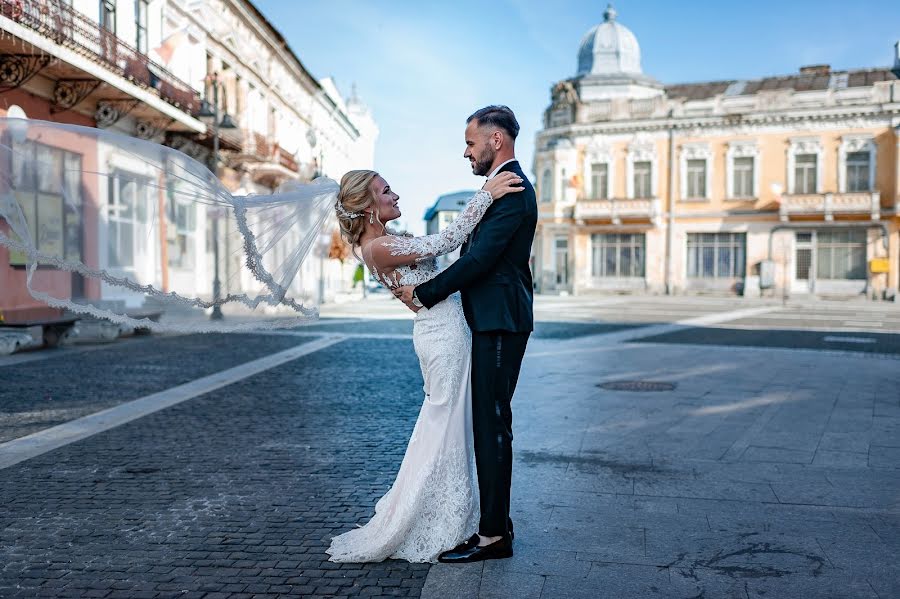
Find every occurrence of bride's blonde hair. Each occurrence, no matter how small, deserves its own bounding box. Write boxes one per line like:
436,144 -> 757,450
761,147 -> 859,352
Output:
335,169 -> 379,248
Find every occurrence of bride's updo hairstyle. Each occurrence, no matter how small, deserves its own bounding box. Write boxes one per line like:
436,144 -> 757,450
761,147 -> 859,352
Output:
335,169 -> 378,247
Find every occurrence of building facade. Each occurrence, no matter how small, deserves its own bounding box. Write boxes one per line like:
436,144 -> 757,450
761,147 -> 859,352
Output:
0,0 -> 376,317
423,190 -> 476,269
533,6 -> 900,299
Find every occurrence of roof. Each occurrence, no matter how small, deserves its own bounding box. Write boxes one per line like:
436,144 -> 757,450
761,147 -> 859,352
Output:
424,191 -> 476,222
243,0 -> 322,93
577,8 -> 642,77
664,67 -> 898,101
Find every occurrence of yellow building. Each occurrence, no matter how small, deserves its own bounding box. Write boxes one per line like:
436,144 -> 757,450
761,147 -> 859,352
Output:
533,6 -> 900,299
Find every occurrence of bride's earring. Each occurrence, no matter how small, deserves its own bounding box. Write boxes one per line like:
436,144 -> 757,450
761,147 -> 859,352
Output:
369,212 -> 374,224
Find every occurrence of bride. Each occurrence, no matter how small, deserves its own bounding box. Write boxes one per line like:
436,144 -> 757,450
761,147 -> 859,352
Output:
325,169 -> 523,563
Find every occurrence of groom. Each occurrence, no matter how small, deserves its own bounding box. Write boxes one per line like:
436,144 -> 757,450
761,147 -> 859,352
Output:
395,105 -> 537,562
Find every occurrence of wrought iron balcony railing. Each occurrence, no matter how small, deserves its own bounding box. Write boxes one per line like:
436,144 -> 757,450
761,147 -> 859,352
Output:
239,130 -> 299,174
0,0 -> 200,114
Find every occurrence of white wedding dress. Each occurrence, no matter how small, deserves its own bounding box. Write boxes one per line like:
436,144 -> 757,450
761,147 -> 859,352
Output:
326,190 -> 495,563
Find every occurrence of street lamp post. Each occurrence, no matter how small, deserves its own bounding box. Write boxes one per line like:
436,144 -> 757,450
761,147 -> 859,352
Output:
316,233 -> 331,305
200,73 -> 237,320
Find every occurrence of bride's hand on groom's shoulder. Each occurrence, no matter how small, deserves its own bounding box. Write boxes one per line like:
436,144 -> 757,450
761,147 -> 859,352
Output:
483,172 -> 524,200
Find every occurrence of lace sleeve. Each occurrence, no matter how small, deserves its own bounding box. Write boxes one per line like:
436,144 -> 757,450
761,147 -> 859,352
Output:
367,190 -> 494,269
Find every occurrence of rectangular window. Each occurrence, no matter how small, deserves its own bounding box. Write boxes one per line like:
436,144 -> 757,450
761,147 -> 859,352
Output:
794,153 -> 817,194
554,237 -> 568,286
167,181 -> 197,270
540,169 -> 552,203
99,0 -> 116,32
686,159 -> 707,198
816,230 -> 866,280
633,161 -> 652,198
591,233 -> 646,278
99,0 -> 117,61
108,171 -> 151,270
687,233 -> 746,279
7,141 -> 83,266
63,153 -> 83,262
589,163 -> 608,199
733,156 -> 754,197
559,168 -> 567,202
846,151 -> 870,192
134,0 -> 148,54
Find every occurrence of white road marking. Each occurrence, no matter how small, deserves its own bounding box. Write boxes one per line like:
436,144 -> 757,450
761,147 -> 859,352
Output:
0,336 -> 347,470
823,336 -> 877,344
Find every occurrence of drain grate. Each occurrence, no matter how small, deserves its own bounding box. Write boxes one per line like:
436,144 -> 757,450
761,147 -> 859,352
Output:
598,380 -> 676,392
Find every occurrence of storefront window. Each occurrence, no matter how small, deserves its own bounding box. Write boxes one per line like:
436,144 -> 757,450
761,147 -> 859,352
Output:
7,140 -> 82,267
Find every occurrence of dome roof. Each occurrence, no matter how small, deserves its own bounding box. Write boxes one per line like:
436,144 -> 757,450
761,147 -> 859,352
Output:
577,4 -> 642,77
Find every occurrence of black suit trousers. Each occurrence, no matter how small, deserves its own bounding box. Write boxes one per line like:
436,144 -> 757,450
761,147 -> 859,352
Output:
471,330 -> 530,537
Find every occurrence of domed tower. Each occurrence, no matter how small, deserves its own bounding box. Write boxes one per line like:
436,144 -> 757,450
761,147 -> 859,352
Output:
574,4 -> 662,101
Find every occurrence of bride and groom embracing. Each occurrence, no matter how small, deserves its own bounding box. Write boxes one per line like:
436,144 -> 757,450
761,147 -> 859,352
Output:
326,105 -> 538,564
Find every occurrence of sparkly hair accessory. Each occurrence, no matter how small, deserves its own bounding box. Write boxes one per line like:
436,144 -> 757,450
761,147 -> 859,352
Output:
335,200 -> 363,220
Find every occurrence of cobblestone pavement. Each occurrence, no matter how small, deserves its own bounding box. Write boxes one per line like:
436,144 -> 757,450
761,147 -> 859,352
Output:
1,337 -> 430,598
2,298 -> 900,598
0,334 -> 305,443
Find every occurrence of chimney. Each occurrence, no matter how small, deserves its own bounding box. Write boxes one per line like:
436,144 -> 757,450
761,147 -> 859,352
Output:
893,41 -> 900,75
799,64 -> 831,75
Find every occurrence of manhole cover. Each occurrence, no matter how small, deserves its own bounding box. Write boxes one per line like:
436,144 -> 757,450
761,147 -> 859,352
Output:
598,381 -> 676,392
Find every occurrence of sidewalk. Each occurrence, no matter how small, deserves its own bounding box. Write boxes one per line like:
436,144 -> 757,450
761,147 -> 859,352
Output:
422,325 -> 900,598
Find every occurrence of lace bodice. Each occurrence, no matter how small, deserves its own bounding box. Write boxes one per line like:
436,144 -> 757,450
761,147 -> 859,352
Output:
394,258 -> 440,287
362,190 -> 493,289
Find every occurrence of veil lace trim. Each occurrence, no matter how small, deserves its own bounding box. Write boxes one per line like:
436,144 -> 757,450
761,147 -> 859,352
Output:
0,117 -> 337,333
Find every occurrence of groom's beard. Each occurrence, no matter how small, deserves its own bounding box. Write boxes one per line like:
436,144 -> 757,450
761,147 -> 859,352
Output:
471,148 -> 495,176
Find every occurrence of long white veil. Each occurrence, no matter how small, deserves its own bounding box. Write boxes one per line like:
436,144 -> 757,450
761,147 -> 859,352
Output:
0,118 -> 339,333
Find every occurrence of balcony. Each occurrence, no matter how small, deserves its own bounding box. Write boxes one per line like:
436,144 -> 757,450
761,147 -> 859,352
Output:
580,101 -> 612,122
0,0 -> 201,124
779,191 -> 881,222
232,130 -> 302,188
574,197 -> 661,225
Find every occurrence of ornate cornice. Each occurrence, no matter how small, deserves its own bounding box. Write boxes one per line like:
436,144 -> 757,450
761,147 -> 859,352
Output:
537,105 -> 900,140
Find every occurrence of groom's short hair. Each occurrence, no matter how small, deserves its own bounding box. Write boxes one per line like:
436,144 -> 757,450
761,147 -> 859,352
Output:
467,105 -> 519,140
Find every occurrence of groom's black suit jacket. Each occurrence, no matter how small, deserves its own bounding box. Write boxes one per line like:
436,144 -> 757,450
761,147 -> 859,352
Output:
415,160 -> 537,333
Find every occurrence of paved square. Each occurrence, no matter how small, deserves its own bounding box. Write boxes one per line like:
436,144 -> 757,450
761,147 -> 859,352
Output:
2,296 -> 899,598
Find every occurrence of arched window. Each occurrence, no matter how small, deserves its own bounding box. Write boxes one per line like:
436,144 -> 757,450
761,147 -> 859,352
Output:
541,168 -> 552,202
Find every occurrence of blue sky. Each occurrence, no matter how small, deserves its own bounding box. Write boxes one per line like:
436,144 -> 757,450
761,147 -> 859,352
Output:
253,0 -> 900,234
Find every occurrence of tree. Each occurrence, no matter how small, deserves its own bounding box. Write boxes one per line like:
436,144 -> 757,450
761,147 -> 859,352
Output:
328,227 -> 351,263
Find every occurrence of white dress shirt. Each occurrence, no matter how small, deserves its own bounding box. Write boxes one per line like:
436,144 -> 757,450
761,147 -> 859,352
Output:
487,158 -> 518,180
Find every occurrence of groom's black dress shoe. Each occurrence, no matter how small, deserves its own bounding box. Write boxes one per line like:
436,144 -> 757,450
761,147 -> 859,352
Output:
438,534 -> 513,563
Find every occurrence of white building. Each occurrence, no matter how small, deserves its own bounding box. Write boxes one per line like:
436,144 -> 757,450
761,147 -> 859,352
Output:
157,0 -> 378,305
1,0 -> 373,316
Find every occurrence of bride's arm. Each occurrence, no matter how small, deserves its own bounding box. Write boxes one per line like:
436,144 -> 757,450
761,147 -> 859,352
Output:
366,172 -> 523,269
